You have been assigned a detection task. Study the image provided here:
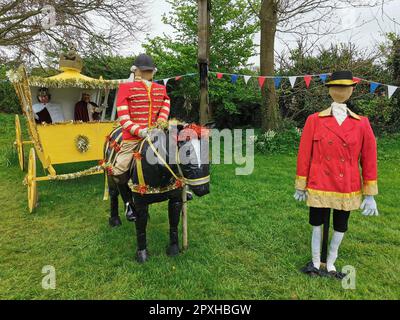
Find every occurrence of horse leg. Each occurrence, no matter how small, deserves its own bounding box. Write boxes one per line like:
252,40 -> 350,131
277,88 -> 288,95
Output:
108,175 -> 122,227
135,201 -> 149,263
166,198 -> 182,256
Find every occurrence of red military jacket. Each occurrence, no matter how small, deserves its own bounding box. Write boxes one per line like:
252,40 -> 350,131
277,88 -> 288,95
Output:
295,106 -> 378,211
116,80 -> 170,141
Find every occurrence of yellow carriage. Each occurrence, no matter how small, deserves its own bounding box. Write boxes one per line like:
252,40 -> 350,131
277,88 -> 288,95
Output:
9,51 -> 123,212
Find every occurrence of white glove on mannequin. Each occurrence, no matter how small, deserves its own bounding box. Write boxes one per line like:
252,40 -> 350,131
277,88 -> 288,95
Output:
294,189 -> 307,202
360,195 -> 379,216
138,128 -> 149,138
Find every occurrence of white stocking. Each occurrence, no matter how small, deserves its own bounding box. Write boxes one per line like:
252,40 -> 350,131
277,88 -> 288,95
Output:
311,226 -> 322,269
327,231 -> 345,272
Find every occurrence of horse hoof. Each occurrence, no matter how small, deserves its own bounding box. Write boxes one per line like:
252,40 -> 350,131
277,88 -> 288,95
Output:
136,249 -> 149,263
109,216 -> 122,227
166,244 -> 180,257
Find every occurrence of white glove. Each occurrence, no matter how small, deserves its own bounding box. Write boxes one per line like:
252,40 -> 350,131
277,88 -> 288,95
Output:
294,189 -> 307,202
138,128 -> 148,138
360,195 -> 379,216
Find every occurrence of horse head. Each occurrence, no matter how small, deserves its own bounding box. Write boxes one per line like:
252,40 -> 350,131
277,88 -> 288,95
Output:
175,123 -> 210,197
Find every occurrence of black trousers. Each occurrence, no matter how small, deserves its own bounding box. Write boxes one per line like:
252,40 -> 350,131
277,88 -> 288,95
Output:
309,207 -> 350,233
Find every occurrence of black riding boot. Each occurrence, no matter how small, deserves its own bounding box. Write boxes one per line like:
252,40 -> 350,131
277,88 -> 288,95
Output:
108,186 -> 122,227
135,203 -> 149,263
117,183 -> 137,222
166,200 -> 182,256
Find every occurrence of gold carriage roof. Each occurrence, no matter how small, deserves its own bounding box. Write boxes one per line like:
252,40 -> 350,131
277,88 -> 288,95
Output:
29,67 -> 121,90
28,49 -> 122,89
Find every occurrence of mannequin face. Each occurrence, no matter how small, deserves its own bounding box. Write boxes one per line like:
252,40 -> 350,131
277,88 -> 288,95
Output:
39,95 -> 49,104
135,69 -> 154,81
82,93 -> 91,103
329,86 -> 354,103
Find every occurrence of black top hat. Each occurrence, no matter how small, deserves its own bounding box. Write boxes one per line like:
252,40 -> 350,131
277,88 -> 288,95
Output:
133,54 -> 156,71
326,71 -> 357,87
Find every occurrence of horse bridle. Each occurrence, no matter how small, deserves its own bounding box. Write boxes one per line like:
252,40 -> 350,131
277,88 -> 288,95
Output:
145,136 -> 210,187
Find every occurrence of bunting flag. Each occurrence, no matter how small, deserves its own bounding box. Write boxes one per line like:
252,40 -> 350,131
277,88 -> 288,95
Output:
274,77 -> 282,89
388,85 -> 398,99
370,82 -> 380,94
163,78 -> 170,86
304,75 -> 312,88
353,77 -> 362,84
289,76 -> 297,88
243,75 -> 251,84
175,76 -> 182,81
216,73 -> 223,79
319,74 -> 328,83
258,76 -> 266,88
231,74 -> 239,84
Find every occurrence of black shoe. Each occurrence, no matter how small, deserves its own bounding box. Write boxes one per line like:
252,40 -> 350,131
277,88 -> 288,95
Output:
324,270 -> 346,280
125,203 -> 137,222
136,249 -> 149,263
300,261 -> 321,277
109,216 -> 122,227
166,243 -> 180,257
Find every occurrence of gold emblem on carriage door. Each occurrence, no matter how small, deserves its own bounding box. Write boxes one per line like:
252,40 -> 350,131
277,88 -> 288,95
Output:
75,135 -> 90,153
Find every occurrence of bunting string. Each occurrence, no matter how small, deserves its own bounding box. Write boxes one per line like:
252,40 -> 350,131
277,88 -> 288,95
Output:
155,71 -> 399,99
2,71 -> 398,99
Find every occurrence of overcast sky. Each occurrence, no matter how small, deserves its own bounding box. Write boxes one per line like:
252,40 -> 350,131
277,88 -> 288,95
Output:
128,0 -> 400,67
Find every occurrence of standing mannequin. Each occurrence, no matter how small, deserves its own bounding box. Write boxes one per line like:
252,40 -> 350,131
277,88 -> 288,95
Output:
294,71 -> 379,279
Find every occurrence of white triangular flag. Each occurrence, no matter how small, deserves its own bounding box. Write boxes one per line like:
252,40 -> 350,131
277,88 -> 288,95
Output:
388,85 -> 398,99
243,75 -> 251,84
289,76 -> 297,88
163,78 -> 170,86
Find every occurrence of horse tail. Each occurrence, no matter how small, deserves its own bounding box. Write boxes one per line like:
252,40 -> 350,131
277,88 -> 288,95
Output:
103,126 -> 123,200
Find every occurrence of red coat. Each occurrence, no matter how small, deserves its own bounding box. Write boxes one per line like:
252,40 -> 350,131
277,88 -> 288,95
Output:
116,80 -> 170,141
295,107 -> 378,211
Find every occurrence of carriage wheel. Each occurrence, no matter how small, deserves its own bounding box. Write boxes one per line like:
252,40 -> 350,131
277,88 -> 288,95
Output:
15,114 -> 24,171
27,148 -> 38,213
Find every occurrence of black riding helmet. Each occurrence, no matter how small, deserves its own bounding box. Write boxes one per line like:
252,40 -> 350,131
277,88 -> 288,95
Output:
133,54 -> 156,71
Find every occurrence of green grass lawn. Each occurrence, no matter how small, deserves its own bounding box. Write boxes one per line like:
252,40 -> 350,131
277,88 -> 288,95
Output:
0,112 -> 399,300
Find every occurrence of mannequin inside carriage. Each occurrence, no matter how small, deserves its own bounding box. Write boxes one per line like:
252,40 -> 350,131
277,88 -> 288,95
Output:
32,87 -> 65,124
74,92 -> 104,122
104,54 -> 210,263
294,71 -> 379,279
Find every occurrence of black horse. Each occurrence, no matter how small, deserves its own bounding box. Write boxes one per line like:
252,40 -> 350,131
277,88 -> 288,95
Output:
103,123 -> 210,263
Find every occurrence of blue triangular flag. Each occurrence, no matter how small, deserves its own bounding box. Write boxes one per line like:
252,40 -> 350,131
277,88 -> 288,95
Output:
231,74 -> 239,84
274,77 -> 282,89
370,82 -> 380,93
319,74 -> 328,82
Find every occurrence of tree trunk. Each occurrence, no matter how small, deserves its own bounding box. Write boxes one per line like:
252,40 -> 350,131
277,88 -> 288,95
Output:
260,0 -> 280,131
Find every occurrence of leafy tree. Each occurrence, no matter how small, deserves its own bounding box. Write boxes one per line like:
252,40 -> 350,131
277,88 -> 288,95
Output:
143,0 -> 260,126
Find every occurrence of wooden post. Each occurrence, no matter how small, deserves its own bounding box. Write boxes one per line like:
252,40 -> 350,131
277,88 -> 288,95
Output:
182,185 -> 188,250
198,0 -> 211,125
320,212 -> 331,269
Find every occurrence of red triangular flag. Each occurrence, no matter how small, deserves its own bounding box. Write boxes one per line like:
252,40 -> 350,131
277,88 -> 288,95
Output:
304,75 -> 312,88
353,77 -> 361,84
258,76 -> 266,88
175,76 -> 182,81
217,73 -> 223,79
